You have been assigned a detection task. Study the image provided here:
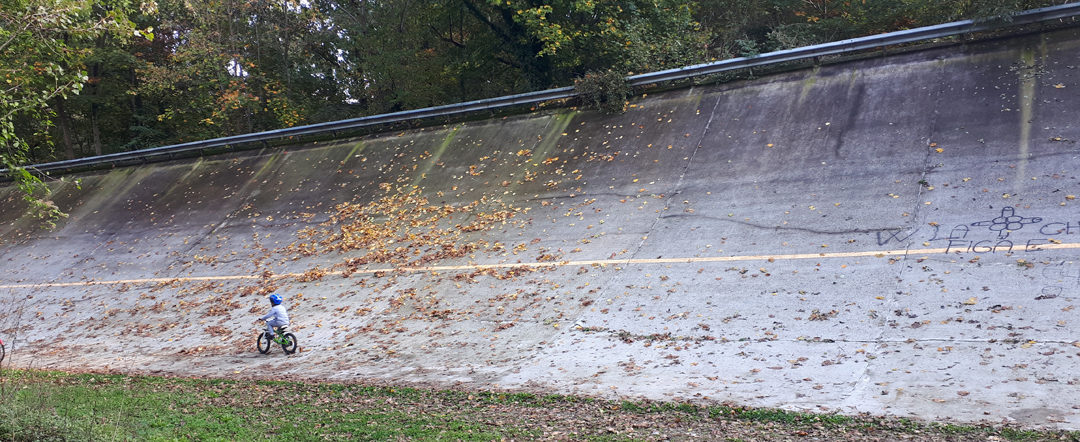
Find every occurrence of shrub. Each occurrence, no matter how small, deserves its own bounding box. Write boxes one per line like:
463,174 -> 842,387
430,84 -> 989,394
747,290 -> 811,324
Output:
574,70 -> 631,115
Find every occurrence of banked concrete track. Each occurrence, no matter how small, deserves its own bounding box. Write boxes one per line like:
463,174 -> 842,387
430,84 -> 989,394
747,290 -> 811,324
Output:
3,27 -> 1080,428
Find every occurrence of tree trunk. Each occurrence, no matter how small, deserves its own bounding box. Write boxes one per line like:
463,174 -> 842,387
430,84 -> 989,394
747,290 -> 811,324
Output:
91,105 -> 103,156
54,99 -> 77,160
90,37 -> 105,156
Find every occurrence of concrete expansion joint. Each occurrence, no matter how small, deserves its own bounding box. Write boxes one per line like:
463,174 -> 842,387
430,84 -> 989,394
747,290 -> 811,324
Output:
240,220 -> 314,230
193,257 -> 246,265
618,94 -> 719,267
523,191 -> 637,203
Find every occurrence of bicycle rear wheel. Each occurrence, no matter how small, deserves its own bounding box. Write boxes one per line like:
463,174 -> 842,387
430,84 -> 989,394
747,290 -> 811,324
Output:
280,333 -> 298,354
257,332 -> 272,354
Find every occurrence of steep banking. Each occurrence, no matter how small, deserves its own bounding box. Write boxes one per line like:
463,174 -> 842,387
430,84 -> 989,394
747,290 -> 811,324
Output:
3,28 -> 1080,427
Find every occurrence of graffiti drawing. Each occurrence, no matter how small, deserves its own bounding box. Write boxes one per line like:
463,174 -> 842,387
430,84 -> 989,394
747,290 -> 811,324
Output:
969,207 -> 1042,239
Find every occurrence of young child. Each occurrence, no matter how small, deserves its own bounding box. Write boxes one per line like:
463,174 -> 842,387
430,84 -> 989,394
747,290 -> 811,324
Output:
260,293 -> 290,338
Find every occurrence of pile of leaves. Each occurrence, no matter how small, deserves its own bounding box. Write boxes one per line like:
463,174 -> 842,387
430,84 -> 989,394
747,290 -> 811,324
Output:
288,184 -> 525,272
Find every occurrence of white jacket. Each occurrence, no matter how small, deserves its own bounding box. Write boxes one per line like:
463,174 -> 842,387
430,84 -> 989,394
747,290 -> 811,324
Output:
260,304 -> 290,324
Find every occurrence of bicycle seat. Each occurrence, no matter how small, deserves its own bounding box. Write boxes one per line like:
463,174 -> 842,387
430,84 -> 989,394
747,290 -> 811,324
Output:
275,326 -> 288,332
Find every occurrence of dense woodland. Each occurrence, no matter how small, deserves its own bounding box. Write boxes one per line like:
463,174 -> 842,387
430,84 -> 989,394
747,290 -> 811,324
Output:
0,0 -> 1067,172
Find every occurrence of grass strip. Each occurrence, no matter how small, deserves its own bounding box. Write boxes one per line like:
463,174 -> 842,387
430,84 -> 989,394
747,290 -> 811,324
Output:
0,369 -> 1076,441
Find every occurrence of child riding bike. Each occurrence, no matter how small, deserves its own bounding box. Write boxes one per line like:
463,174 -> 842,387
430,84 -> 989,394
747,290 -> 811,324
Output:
260,293 -> 290,339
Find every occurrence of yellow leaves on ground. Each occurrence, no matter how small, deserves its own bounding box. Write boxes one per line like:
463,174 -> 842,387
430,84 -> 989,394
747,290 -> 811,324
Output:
289,185 -> 524,274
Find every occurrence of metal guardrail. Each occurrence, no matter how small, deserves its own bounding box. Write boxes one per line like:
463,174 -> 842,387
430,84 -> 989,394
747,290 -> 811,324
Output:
627,2 -> 1080,86
14,2 -> 1080,176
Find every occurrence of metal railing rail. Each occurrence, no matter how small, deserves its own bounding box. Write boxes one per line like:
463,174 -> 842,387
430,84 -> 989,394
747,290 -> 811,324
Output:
627,2 -> 1080,86
13,2 -> 1080,176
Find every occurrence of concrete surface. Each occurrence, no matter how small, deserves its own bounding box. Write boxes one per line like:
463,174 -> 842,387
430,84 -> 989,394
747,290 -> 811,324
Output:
3,27 -> 1080,428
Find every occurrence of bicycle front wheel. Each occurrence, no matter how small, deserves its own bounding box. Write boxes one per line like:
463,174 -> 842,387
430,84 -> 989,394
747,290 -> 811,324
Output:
280,333 -> 298,354
257,332 -> 272,354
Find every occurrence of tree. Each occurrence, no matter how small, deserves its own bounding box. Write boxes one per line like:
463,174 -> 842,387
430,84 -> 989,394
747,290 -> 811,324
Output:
133,0 -> 349,145
6,0 -> 1069,180
723,0 -> 1065,53
459,0 -> 708,85
0,0 -> 146,226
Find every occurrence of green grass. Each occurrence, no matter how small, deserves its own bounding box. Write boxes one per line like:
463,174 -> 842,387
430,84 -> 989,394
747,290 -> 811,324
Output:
0,370 -> 525,441
1,369 -> 1077,441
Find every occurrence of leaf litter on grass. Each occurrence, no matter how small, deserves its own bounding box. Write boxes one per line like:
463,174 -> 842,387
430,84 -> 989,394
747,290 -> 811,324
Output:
2,371 -> 1076,441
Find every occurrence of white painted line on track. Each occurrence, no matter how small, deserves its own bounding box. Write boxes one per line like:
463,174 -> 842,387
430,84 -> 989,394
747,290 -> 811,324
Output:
3,242 -> 1079,289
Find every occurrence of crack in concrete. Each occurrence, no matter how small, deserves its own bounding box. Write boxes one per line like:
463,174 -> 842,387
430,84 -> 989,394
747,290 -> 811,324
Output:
567,92 -> 725,321
658,213 -> 900,235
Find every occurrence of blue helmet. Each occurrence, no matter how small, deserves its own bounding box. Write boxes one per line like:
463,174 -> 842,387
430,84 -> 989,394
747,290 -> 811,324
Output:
269,293 -> 283,305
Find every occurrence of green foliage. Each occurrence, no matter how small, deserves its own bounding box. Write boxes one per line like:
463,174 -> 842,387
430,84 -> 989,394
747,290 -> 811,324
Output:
0,0 -> 1067,180
7,165 -> 68,229
698,0 -> 1060,57
133,0 -> 315,144
494,0 -> 707,77
966,0 -> 1036,23
767,23 -> 823,50
0,0 -> 143,227
734,39 -> 760,57
574,70 -> 631,114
